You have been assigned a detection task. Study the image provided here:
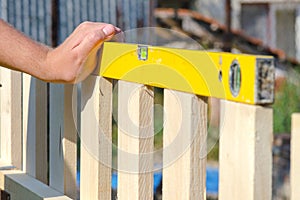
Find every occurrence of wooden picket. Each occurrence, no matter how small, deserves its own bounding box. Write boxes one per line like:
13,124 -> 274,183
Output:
80,76 -> 113,199
219,101 -> 273,200
163,90 -> 207,200
0,69 -> 22,170
117,81 -> 154,200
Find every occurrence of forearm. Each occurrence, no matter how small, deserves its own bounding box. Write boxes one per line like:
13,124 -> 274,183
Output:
0,19 -> 51,81
0,20 -> 119,83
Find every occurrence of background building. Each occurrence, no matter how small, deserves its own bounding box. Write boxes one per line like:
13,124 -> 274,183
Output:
158,0 -> 300,61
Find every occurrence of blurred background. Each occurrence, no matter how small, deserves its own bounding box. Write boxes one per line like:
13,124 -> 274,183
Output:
1,0 -> 300,199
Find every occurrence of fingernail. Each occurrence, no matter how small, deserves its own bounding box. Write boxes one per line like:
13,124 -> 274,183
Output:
103,25 -> 115,36
115,27 -> 122,33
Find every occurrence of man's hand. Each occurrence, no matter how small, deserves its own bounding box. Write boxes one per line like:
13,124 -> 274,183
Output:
0,20 -> 120,83
46,22 -> 120,83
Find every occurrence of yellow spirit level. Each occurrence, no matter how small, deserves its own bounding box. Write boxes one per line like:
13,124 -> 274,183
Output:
94,42 -> 274,105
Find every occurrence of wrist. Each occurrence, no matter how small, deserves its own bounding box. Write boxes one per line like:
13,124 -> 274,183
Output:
44,46 -> 79,83
40,46 -> 56,82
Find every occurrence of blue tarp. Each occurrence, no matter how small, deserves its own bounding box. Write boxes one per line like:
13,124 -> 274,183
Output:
77,167 -> 219,195
206,167 -> 219,195
111,172 -> 162,192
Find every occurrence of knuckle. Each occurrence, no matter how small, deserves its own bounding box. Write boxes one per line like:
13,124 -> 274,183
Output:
63,72 -> 76,83
78,21 -> 91,29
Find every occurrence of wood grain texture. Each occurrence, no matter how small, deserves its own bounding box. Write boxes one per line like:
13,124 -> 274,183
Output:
0,68 -> 22,169
22,74 -> 36,176
80,76 -> 100,199
0,170 -> 72,200
35,80 -> 48,184
10,71 -> 22,170
80,76 -> 112,199
63,84 -> 77,199
97,78 -> 113,199
23,76 -> 48,184
49,84 -> 64,192
291,113 -> 300,200
117,81 -> 154,200
219,100 -> 273,200
49,84 -> 77,199
163,90 -> 207,200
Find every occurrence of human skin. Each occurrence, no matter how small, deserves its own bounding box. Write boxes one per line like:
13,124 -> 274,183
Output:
0,19 -> 120,83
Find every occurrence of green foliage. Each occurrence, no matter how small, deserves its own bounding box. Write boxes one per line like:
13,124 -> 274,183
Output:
207,126 -> 220,161
273,80 -> 300,134
207,141 -> 219,161
154,88 -> 164,149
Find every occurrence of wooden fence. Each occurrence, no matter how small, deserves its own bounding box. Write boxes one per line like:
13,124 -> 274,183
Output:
0,70 -> 299,199
0,1 -> 299,200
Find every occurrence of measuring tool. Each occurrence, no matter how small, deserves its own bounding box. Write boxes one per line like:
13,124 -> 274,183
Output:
91,42 -> 274,105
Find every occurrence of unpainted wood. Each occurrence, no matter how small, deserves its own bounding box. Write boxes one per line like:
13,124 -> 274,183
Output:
63,84 -> 78,199
291,113 -> 300,200
22,74 -> 36,176
35,80 -> 48,184
117,81 -> 154,200
80,76 -> 112,199
49,83 -> 78,199
219,100 -> 273,200
49,84 -> 64,193
0,68 -> 22,169
0,170 -> 71,200
163,90 -> 207,200
22,76 -> 48,184
97,78 -> 113,199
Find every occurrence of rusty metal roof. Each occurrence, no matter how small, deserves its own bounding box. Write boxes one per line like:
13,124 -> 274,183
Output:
155,8 -> 299,66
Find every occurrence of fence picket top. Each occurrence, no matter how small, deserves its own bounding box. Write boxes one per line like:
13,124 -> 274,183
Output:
117,80 -> 154,200
80,76 -> 112,200
163,90 -> 207,200
219,100 -> 272,200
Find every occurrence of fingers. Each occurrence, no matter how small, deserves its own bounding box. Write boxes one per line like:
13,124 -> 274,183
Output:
75,24 -> 117,58
64,22 -> 120,50
49,21 -> 121,83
